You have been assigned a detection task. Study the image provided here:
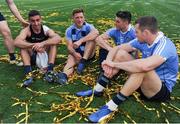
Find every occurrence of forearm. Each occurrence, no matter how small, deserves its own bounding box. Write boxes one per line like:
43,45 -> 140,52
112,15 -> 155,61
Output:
80,29 -> 99,43
7,0 -> 26,23
106,46 -> 119,61
98,39 -> 112,51
15,40 -> 34,49
114,57 -> 153,73
114,61 -> 145,73
42,35 -> 61,46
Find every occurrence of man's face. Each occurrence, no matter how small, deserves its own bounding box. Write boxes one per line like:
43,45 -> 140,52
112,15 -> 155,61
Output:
73,12 -> 85,28
115,17 -> 127,30
29,15 -> 42,30
135,24 -> 146,42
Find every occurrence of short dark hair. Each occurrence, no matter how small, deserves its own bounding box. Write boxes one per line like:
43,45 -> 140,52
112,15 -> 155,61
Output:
28,10 -> 41,19
116,11 -> 131,23
135,16 -> 158,34
72,8 -> 84,16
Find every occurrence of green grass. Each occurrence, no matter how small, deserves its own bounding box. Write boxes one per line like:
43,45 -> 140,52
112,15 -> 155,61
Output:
0,0 -> 180,123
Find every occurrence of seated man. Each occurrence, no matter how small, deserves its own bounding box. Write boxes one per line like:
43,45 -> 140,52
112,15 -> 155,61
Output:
96,11 -> 136,66
15,10 -> 61,87
77,16 -> 179,122
76,11 -> 136,97
0,0 -> 28,64
58,8 -> 99,84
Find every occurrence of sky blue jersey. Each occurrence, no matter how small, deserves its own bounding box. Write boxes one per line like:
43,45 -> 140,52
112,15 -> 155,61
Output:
66,22 -> 95,52
130,32 -> 179,92
106,25 -> 136,45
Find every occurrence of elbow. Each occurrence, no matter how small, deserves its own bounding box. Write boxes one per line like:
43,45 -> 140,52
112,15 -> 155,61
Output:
54,35 -> 61,45
95,29 -> 99,36
57,35 -> 61,44
93,29 -> 99,38
95,35 -> 101,44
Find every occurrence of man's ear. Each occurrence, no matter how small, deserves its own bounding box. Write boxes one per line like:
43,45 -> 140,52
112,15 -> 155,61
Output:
143,29 -> 150,36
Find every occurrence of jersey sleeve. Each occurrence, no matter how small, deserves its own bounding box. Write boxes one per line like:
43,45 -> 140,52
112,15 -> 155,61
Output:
106,28 -> 115,38
153,38 -> 173,60
86,23 -> 96,32
65,27 -> 72,41
129,38 -> 141,49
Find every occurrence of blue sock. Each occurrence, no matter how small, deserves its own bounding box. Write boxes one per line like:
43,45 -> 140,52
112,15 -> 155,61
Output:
24,65 -> 32,75
9,53 -> 16,61
47,63 -> 54,71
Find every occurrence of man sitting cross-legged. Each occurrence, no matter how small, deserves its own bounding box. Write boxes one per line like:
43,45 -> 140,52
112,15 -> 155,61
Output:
15,10 -> 61,87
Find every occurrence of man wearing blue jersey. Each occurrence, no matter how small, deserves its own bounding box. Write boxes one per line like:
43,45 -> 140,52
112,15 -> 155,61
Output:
58,8 -> 99,84
96,11 -> 136,65
78,16 -> 179,122
76,11 -> 136,97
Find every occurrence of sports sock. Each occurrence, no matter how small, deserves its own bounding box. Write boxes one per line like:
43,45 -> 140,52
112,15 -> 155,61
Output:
9,53 -> 16,61
94,73 -> 110,92
24,65 -> 32,75
106,92 -> 128,111
47,63 -> 54,71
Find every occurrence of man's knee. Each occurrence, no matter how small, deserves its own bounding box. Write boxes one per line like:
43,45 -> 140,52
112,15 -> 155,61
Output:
86,40 -> 96,47
114,49 -> 132,62
1,29 -> 11,39
95,36 -> 101,44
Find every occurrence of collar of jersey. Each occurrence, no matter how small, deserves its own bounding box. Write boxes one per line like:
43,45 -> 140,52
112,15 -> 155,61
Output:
72,23 -> 86,31
147,31 -> 164,48
119,24 -> 132,34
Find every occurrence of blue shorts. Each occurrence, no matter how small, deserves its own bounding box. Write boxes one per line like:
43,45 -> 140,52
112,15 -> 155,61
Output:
0,12 -> 5,21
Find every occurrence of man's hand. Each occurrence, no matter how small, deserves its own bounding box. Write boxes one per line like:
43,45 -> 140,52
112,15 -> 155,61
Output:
102,60 -> 115,77
74,52 -> 82,61
32,42 -> 45,51
73,40 -> 82,49
21,21 -> 29,28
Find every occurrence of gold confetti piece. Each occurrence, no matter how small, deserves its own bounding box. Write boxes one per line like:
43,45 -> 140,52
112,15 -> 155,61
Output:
14,113 -> 26,118
133,92 -> 156,111
25,104 -> 29,124
84,89 -> 95,108
156,110 -> 160,118
120,109 -> 136,124
26,87 -> 47,96
165,118 -> 170,124
161,103 -> 180,114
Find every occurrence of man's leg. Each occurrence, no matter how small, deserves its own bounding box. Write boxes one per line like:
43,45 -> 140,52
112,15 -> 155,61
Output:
47,45 -> 57,71
77,40 -> 96,74
20,48 -> 33,87
0,21 -> 15,61
56,54 -> 77,84
63,54 -> 77,77
88,71 -> 163,122
76,49 -> 134,97
83,40 -> 96,59
99,48 -> 108,70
